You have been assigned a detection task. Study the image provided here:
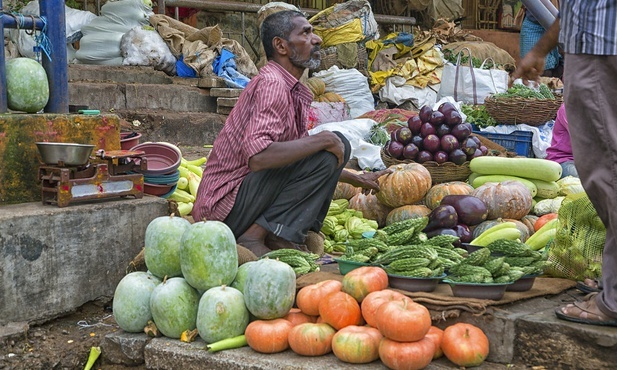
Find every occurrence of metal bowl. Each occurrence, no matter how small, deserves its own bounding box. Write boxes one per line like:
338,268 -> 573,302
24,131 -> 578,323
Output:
36,142 -> 95,166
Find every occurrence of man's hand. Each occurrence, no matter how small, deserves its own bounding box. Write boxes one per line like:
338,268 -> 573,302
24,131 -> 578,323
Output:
341,169 -> 392,195
511,50 -> 546,85
316,131 -> 346,167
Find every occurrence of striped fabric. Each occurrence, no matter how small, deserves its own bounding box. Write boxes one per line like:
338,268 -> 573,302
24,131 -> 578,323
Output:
192,61 -> 312,223
521,16 -> 562,70
560,0 -> 617,55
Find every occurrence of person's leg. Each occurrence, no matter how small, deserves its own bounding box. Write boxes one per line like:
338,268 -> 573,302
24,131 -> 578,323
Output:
226,132 -> 351,255
559,54 -> 617,323
560,161 -> 578,178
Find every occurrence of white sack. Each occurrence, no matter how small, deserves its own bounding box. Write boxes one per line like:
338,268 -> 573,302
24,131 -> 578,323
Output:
313,66 -> 375,118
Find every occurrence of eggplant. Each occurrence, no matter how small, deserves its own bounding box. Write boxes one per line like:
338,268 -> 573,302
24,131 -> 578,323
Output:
423,204 -> 458,232
439,195 -> 488,226
426,227 -> 459,239
454,223 -> 473,244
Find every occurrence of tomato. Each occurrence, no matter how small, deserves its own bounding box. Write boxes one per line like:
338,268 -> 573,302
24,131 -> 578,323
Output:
534,213 -> 558,231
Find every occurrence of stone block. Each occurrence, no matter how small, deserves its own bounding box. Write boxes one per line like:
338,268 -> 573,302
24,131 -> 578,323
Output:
217,106 -> 233,115
0,197 -> 168,325
210,88 -> 242,98
101,331 -> 151,366
0,114 -> 121,205
198,77 -> 227,88
217,97 -> 239,108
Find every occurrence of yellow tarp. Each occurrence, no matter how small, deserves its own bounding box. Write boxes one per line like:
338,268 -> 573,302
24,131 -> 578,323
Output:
314,18 -> 364,48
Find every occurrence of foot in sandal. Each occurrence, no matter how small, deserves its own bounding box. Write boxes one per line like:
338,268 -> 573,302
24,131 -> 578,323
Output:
555,293 -> 617,327
575,278 -> 603,294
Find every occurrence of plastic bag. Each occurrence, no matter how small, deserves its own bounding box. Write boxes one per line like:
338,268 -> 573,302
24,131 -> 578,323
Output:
308,102 -> 351,129
121,27 -> 177,75
313,66 -> 375,118
378,75 -> 439,109
308,118 -> 386,170
438,48 -> 508,105
76,0 -> 153,65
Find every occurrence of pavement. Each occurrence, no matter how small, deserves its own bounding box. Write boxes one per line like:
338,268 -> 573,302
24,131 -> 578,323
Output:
98,263 -> 617,370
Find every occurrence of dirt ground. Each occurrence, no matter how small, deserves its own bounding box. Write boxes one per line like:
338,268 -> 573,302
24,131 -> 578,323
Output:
0,300 -> 144,370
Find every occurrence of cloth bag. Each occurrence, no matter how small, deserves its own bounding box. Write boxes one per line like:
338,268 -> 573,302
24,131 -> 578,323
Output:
438,48 -> 508,105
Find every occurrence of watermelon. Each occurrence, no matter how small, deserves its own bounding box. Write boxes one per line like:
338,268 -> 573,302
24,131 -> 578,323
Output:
144,214 -> 191,279
243,259 -> 296,320
149,277 -> 199,339
196,285 -> 249,344
5,58 -> 49,113
112,271 -> 161,333
180,221 -> 238,291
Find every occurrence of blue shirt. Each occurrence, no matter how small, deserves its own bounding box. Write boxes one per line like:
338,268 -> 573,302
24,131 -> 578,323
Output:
559,0 -> 617,55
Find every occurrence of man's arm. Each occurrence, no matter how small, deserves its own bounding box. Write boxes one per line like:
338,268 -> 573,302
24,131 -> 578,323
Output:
339,168 -> 391,194
248,131 -> 346,172
512,18 -> 560,82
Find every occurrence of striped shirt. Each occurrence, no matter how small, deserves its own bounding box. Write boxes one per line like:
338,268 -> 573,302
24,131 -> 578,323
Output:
192,61 -> 313,223
559,0 -> 617,55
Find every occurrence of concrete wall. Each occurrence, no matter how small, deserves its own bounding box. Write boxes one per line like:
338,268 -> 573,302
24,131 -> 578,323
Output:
0,197 -> 168,325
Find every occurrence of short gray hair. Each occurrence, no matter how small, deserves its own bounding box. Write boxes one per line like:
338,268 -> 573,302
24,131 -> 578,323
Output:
261,10 -> 306,60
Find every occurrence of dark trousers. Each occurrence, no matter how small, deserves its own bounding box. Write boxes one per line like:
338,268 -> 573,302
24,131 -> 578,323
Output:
224,132 -> 351,244
565,54 -> 617,318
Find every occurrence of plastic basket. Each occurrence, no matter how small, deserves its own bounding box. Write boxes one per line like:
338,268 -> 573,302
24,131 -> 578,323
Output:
473,130 -> 534,158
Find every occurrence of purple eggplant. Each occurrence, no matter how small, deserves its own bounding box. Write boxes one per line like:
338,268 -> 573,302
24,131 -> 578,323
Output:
439,195 -> 488,226
423,204 -> 458,232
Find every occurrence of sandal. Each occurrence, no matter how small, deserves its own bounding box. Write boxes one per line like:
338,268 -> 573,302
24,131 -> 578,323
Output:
575,278 -> 603,294
555,293 -> 617,327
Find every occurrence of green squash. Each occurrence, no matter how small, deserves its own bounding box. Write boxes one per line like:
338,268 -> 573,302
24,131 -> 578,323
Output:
144,214 -> 191,279
6,57 -> 49,113
243,259 -> 296,320
180,221 -> 238,291
149,277 -> 199,339
112,271 -> 161,333
230,260 -> 257,293
196,285 -> 249,343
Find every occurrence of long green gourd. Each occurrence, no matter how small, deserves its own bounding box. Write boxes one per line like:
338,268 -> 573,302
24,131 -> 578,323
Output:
469,157 -> 562,182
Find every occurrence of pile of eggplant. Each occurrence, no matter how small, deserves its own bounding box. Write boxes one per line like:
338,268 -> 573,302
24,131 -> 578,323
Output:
423,195 -> 489,245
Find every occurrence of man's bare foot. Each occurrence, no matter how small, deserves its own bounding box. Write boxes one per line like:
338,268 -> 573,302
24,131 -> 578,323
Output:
236,238 -> 271,257
265,233 -> 309,252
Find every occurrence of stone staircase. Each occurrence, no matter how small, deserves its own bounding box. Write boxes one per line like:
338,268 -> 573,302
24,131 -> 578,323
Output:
67,64 -> 238,150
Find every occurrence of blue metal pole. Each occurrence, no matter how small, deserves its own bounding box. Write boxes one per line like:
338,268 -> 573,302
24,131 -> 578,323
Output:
39,0 -> 68,113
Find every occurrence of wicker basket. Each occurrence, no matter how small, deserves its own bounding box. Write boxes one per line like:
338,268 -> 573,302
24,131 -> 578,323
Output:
380,149 -> 472,184
313,42 -> 369,76
484,95 -> 563,126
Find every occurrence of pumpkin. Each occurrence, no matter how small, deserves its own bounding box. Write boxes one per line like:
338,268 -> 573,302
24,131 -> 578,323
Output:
424,181 -> 474,210
378,336 -> 435,370
282,308 -> 316,326
318,291 -> 363,330
149,277 -> 200,339
348,192 -> 392,228
375,298 -> 431,342
288,322 -> 336,356
196,285 -> 249,344
317,92 -> 345,103
521,214 -> 539,236
305,77 -> 326,96
470,180 -> 533,220
472,219 -> 531,242
385,205 -> 431,226
243,259 -> 296,319
333,181 -> 362,200
424,326 -> 444,359
244,318 -> 293,354
331,325 -> 383,364
376,163 -> 432,208
360,289 -> 408,328
180,220 -> 238,291
296,279 -> 342,316
341,266 -> 389,303
442,323 -> 489,367
144,214 -> 192,279
113,272 -> 161,333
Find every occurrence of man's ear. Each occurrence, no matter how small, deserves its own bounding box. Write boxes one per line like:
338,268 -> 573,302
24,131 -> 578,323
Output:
272,36 -> 289,56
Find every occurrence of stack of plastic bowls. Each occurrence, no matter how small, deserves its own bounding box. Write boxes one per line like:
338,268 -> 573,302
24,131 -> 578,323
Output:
130,142 -> 182,197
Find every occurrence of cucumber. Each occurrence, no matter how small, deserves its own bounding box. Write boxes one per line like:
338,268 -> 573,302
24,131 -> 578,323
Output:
469,157 -> 562,182
470,226 -> 521,247
472,175 -> 538,197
